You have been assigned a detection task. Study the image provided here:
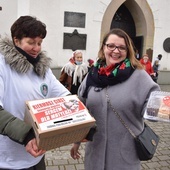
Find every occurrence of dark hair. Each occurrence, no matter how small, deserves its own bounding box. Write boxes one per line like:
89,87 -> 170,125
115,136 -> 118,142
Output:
98,28 -> 143,69
158,54 -> 162,60
10,15 -> 47,40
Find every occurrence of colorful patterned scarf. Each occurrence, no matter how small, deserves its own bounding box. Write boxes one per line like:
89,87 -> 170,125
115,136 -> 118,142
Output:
82,58 -> 135,98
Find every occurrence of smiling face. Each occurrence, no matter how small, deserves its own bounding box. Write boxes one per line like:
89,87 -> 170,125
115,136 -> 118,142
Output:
103,34 -> 127,66
14,37 -> 43,58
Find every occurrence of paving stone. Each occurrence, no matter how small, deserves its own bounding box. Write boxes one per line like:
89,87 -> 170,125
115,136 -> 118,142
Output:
146,162 -> 162,168
53,159 -> 68,165
159,150 -> 170,155
46,166 -> 59,170
59,165 -> 65,170
75,164 -> 85,170
160,167 -> 170,170
78,159 -> 84,164
141,163 -> 149,169
151,156 -> 160,162
68,158 -> 79,164
159,161 -> 170,166
46,160 -> 53,166
158,155 -> 170,161
65,165 -> 76,170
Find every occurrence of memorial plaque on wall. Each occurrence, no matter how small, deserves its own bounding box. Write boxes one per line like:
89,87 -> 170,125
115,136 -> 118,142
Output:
64,11 -> 85,28
63,29 -> 87,51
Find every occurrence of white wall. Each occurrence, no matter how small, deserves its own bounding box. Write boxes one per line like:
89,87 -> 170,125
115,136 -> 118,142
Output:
148,0 -> 170,70
36,0 -> 102,67
17,0 -> 30,16
0,0 -> 18,36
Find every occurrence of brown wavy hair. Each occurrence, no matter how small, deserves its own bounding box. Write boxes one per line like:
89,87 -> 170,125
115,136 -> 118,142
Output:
98,28 -> 143,69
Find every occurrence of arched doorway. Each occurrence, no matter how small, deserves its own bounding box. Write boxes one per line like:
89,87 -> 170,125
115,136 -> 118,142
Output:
101,0 -> 154,61
110,4 -> 143,60
111,4 -> 136,38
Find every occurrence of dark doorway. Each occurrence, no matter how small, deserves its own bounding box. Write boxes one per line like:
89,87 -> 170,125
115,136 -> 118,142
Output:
110,4 -> 143,58
132,36 -> 143,60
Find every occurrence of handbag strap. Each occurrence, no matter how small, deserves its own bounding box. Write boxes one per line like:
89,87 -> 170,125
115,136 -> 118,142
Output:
105,88 -> 136,138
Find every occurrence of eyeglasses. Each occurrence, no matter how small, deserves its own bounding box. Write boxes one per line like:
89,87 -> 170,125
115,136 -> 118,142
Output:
105,43 -> 127,52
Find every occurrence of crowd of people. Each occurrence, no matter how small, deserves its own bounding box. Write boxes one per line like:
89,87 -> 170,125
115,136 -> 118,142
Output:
0,15 -> 162,170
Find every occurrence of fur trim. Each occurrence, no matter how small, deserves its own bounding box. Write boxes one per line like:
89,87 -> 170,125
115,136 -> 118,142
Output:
61,62 -> 76,77
61,62 -> 88,85
0,37 -> 51,78
73,64 -> 88,85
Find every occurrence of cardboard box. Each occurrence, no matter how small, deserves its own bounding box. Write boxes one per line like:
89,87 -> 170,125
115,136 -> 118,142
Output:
25,95 -> 96,151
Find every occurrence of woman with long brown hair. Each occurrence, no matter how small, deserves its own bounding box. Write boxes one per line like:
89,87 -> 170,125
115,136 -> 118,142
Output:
70,28 -> 160,170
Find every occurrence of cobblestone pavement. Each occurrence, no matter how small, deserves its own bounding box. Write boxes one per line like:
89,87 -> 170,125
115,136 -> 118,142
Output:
45,85 -> 170,170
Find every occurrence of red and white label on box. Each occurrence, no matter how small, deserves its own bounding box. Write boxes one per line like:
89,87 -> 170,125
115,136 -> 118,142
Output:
27,95 -> 92,131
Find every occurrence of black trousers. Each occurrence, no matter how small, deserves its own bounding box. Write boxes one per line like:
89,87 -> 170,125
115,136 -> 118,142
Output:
0,156 -> 45,170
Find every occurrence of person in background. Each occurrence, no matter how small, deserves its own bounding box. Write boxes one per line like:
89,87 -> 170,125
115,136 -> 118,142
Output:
0,15 -> 70,170
140,54 -> 156,79
87,59 -> 94,71
152,54 -> 162,83
70,28 -> 160,170
59,50 -> 88,94
135,49 -> 140,60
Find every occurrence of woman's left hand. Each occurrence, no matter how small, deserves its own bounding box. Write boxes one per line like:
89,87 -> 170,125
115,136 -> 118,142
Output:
70,143 -> 81,159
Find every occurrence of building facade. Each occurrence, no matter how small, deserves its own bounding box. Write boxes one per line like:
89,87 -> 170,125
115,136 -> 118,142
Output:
0,0 -> 170,83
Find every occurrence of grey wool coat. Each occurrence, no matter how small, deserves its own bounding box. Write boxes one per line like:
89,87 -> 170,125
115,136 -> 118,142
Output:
78,69 -> 160,170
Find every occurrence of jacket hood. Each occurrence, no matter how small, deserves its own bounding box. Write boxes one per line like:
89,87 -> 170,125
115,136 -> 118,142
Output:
0,37 -> 51,78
